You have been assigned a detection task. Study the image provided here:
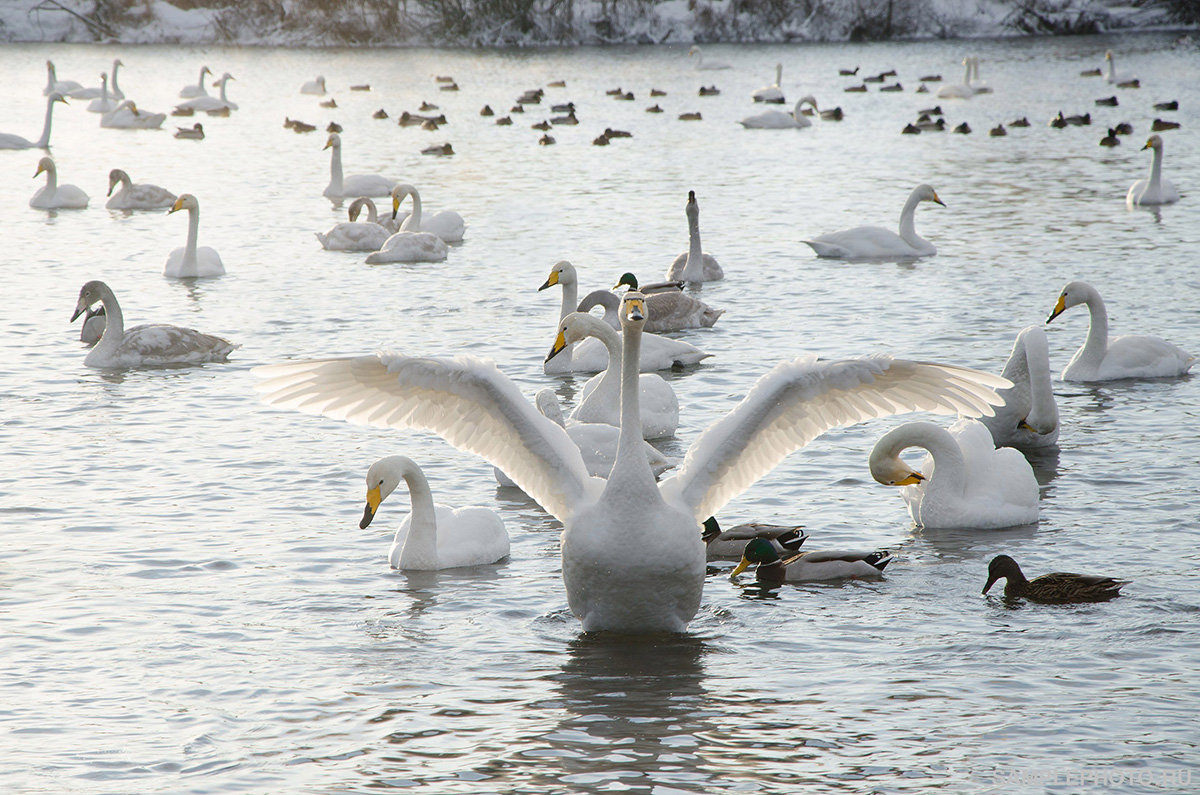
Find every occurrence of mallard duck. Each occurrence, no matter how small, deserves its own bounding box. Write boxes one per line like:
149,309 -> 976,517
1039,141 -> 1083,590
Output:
731,538 -> 892,583
701,517 -> 805,560
982,555 -> 1128,603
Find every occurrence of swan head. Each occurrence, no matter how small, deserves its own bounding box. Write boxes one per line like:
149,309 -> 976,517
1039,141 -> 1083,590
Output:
621,291 -> 647,328
538,260 -> 575,292
361,455 -> 415,529
71,280 -> 108,323
731,538 -> 782,577
1142,134 -> 1163,151
390,184 -> 417,219
49,92 -> 67,106
534,388 -> 566,427
982,554 -> 1024,594
33,156 -> 54,178
201,65 -> 212,77
1047,280 -> 1089,323
323,132 -> 341,150
546,311 -> 612,362
798,94 -> 819,111
868,431 -> 926,486
913,184 -> 945,207
106,168 -> 129,195
1105,50 -> 1114,62
347,196 -> 371,222
168,194 -> 199,215
215,72 -> 235,85
688,46 -> 700,57
685,190 -> 699,221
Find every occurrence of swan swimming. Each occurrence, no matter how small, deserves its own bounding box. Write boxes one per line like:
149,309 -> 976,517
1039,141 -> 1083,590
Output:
323,133 -> 396,199
43,61 -> 82,96
576,284 -> 723,333
30,157 -> 89,210
752,63 -> 785,103
1104,50 -> 1138,86
106,169 -> 177,210
86,73 -> 118,113
688,46 -> 731,71
179,66 -> 213,98
174,73 -> 237,112
390,183 -> 465,243
804,184 -> 944,259
739,96 -> 817,129
937,59 -> 974,99
978,326 -> 1060,451
870,418 -> 1040,530
300,76 -> 327,95
1046,280 -> 1193,381
361,455 -> 509,570
0,93 -> 65,150
101,101 -> 166,130
1126,135 -> 1179,206
348,196 -> 402,233
666,191 -> 724,282
164,194 -> 225,278
317,204 -> 392,251
255,291 -> 1007,632
71,280 -> 237,368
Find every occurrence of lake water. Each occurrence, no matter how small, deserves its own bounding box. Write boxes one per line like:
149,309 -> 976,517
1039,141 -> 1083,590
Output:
2,31 -> 1198,794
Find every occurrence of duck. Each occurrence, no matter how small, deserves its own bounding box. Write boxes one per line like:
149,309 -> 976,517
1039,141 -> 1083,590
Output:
901,123 -> 921,134
839,66 -> 859,76
869,418 -> 1040,530
322,133 -> 396,199
989,124 -> 1007,136
678,112 -> 703,121
698,86 -> 719,96
1049,112 -> 1068,129
1095,95 -> 1118,106
361,456 -> 509,571
1046,280 -> 1193,381
348,195 -> 402,233
43,61 -> 82,96
421,143 -> 454,156
578,278 -> 723,333
547,312 -> 682,439
327,122 -> 342,133
732,538 -> 892,583
1114,121 -> 1133,135
752,63 -> 785,103
844,84 -> 868,93
71,280 -> 237,368
539,134 -> 555,145
937,59 -> 974,99
650,88 -> 667,96
86,73 -> 118,113
702,517 -> 806,560
29,157 -> 89,209
804,184 -> 944,259
953,122 -> 971,134
1064,112 -> 1091,126
919,73 -> 942,82
300,75 -> 326,95
316,203 -> 392,252
688,45 -> 731,70
1100,128 -> 1121,146
105,169 -> 176,210
179,65 -> 213,98
254,291 -> 1006,632
979,326 -> 1059,451
1151,118 -> 1180,131
495,116 -> 513,125
879,82 -> 903,92
982,555 -> 1128,603
739,96 -> 817,129
666,191 -> 724,282
174,73 -> 237,112
494,389 -> 673,488
388,183 -> 465,243
1154,100 -> 1178,111
479,104 -> 493,116
819,106 -> 844,121
1080,67 -> 1103,77
174,123 -> 204,140
101,101 -> 165,129
164,194 -> 225,278
1009,116 -> 1030,127
0,93 -> 66,150
1104,50 -> 1138,87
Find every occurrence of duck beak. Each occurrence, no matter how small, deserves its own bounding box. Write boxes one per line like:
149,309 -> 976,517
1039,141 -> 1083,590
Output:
1047,295 -> 1066,323
731,557 -> 751,578
538,271 -> 559,291
545,330 -> 568,362
895,472 -> 924,486
360,485 -> 382,529
982,573 -> 999,595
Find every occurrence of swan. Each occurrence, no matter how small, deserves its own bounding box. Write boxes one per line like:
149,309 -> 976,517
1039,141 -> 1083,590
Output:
701,517 -> 806,560
752,63 -> 785,103
360,456 -> 509,570
390,183 -> 465,243
731,538 -> 892,582
316,205 -> 391,251
179,66 -> 212,98
86,73 -> 118,112
979,327 -> 1059,451
71,280 -> 237,368
982,555 -> 1128,603
739,96 -> 816,129
348,196 -> 402,233
0,93 -> 65,150
804,184 -> 944,259
541,262 -> 711,374
870,418 -> 1040,530
1126,135 -> 1179,206
101,101 -> 165,130
107,58 -> 125,99
576,286 -> 723,333
43,61 -> 82,96
494,389 -> 673,487
363,225 -> 447,264
1046,280 -> 1193,381
300,76 -> 327,95
255,291 -> 1006,632
174,73 -> 237,112
688,46 -> 731,71
323,133 -> 396,199
69,60 -> 120,98
968,57 -> 992,94
30,157 -> 89,210
106,169 -> 176,210
1104,50 -> 1137,86
548,312 -> 681,439
666,191 -> 724,282
936,59 -> 974,99
164,194 -> 225,278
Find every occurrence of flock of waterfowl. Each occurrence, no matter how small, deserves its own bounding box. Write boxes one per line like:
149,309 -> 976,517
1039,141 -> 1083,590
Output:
16,46 -> 1191,633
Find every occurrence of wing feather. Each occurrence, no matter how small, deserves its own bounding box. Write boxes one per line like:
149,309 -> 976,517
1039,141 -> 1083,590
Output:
659,354 -> 1008,521
254,354 -> 597,522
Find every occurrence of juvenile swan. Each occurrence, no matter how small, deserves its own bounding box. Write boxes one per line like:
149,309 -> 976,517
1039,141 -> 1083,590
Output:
666,191 -> 724,282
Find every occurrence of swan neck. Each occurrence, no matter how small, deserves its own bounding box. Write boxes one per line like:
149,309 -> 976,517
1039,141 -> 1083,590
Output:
558,272 -> 578,323
1079,287 -> 1109,365
585,323 -> 623,408
184,205 -> 200,269
897,191 -> 925,248
363,198 -> 378,223
605,320 -> 657,499
329,144 -> 343,192
37,96 -> 56,148
43,161 -> 58,191
197,67 -> 209,95
1148,145 -> 1164,189
407,190 -> 423,228
683,206 -> 703,281
877,423 -> 967,496
110,62 -> 121,96
398,466 -> 439,568
94,283 -> 124,352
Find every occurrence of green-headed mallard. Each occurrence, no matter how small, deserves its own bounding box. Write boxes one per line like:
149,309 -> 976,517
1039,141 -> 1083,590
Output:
983,555 -> 1127,603
731,538 -> 892,584
702,517 -> 806,560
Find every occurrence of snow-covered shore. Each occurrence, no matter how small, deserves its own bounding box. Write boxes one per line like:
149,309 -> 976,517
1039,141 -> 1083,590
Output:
1,0 -> 1193,47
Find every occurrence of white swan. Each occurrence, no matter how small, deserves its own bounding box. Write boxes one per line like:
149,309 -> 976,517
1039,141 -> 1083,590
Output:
174,73 -> 237,112
1126,135 -> 1179,206
0,93 -> 65,150
101,101 -> 165,130
71,280 -> 237,368
666,191 -> 724,282
804,184 -> 944,259
541,261 -> 711,374
739,96 -> 816,129
548,312 -> 681,439
323,133 -> 396,199
390,183 -> 465,243
1046,280 -> 1193,381
106,169 -> 176,210
86,73 -> 117,112
164,194 -> 225,278
689,45 -> 731,71
494,389 -> 673,487
364,226 -> 447,264
979,326 -> 1059,451
30,157 -> 89,210
360,456 -> 509,570
752,63 -> 785,103
43,61 -> 82,96
576,287 -> 723,333
936,59 -> 974,100
348,196 -> 402,233
1104,50 -> 1137,86
108,58 -> 125,99
316,204 -> 391,252
179,65 -> 212,99
69,59 -> 120,98
300,76 -> 327,95
731,538 -> 892,582
968,57 -> 992,94
254,291 -> 1006,632
870,418 -> 1040,530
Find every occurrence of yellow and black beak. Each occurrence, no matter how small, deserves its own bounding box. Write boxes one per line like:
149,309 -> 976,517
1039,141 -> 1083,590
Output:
34,162 -> 46,177
894,472 -> 925,486
168,196 -> 185,215
538,271 -> 560,292
360,485 -> 382,529
1141,139 -> 1152,150
391,194 -> 401,220
1018,419 -> 1037,433
323,136 -> 334,150
625,297 -> 645,322
1047,295 -> 1066,323
931,191 -> 946,207
545,329 -> 568,363
730,557 -> 751,578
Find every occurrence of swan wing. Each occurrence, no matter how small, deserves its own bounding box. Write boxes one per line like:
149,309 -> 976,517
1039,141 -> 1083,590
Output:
804,226 -> 910,259
254,353 -> 598,522
660,354 -> 1008,521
